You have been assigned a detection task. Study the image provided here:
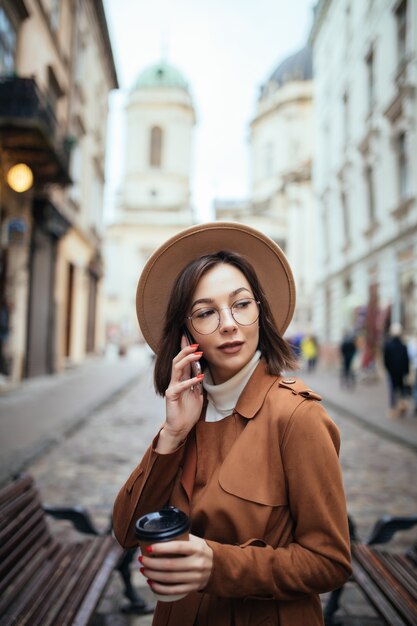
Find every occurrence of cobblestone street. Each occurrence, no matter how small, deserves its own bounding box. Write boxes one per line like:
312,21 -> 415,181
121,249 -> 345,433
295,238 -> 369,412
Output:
25,365 -> 417,626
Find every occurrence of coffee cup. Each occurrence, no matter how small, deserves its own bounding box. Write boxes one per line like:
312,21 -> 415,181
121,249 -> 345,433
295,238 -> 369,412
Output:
135,506 -> 190,602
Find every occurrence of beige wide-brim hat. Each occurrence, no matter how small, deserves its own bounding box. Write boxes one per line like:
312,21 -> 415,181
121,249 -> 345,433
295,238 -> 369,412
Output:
136,222 -> 296,353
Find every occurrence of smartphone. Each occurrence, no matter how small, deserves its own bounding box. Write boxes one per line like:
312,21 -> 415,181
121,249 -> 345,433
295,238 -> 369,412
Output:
183,327 -> 202,377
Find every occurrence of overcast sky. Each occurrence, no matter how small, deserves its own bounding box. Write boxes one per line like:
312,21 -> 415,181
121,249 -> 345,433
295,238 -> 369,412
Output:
103,0 -> 316,220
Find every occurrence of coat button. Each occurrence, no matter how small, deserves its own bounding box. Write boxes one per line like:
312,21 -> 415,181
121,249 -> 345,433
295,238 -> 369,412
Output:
282,377 -> 296,384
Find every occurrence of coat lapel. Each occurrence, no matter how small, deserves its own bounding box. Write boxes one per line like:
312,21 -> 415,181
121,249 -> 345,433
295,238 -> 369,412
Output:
234,359 -> 279,419
180,361 -> 278,502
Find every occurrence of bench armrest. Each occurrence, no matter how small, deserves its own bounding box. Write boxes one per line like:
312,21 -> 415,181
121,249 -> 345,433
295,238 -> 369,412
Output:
366,514 -> 417,546
43,504 -> 111,536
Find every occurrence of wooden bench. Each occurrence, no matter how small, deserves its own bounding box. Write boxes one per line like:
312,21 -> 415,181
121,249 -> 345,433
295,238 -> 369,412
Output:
324,515 -> 417,626
0,474 -> 151,626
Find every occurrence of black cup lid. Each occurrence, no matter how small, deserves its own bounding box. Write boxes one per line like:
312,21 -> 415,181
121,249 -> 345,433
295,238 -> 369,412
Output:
135,506 -> 190,541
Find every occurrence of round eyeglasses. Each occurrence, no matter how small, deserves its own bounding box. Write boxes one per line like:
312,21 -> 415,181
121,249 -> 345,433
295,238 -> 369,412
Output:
186,298 -> 260,335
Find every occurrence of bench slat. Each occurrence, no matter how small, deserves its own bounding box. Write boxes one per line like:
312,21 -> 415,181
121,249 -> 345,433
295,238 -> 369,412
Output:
0,538 -> 55,607
26,543 -> 95,626
0,475 -> 33,507
0,493 -> 47,547
0,475 -> 125,626
1,544 -> 73,625
377,552 -> 417,602
57,536 -> 121,626
0,512 -> 50,580
73,541 -> 122,626
56,538 -> 113,626
355,546 -> 417,614
32,539 -> 108,626
352,557 -> 409,626
0,485 -> 44,534
353,546 -> 417,625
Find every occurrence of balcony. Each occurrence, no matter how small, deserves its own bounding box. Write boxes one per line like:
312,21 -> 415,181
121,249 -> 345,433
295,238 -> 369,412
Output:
0,76 -> 72,185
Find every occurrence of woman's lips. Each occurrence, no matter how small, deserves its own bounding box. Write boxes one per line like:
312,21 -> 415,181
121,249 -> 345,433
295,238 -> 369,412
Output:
218,342 -> 244,354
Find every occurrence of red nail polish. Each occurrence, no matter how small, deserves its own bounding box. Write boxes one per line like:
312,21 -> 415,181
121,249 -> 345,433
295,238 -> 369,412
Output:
147,579 -> 153,587
194,351 -> 203,357
140,567 -> 145,575
196,373 -> 204,380
138,555 -> 143,564
145,545 -> 153,553
190,344 -> 199,349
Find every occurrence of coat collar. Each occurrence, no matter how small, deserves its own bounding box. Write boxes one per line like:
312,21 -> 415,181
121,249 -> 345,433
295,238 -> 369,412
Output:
234,358 -> 279,419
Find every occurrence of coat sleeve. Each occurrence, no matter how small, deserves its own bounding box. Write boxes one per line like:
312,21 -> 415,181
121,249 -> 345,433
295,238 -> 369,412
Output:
204,401 -> 352,600
112,432 -> 187,548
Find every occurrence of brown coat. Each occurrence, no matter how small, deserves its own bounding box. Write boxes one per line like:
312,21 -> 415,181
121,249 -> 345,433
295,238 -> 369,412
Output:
113,361 -> 352,626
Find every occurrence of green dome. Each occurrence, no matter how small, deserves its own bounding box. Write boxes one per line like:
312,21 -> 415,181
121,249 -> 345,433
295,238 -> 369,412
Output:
132,61 -> 189,92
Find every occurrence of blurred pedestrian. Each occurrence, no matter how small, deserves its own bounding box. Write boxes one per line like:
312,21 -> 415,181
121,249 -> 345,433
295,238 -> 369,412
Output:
301,334 -> 318,372
288,333 -> 302,360
407,335 -> 417,416
383,323 -> 410,419
113,222 -> 351,626
340,332 -> 356,388
0,299 -> 10,377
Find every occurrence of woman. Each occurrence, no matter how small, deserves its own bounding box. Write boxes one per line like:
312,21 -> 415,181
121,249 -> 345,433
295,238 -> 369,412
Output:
113,222 -> 351,626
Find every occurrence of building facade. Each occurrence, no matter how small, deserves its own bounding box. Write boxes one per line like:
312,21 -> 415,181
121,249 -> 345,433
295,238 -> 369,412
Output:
0,0 -> 117,382
104,61 -> 195,348
216,46 -> 315,335
311,0 -> 417,364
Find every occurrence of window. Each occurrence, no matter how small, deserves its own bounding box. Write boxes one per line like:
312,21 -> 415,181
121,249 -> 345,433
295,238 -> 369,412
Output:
344,276 -> 352,296
399,268 -> 416,334
395,0 -> 407,66
341,190 -> 350,244
343,91 -> 349,146
325,286 -> 332,342
365,48 -> 375,112
69,142 -> 82,208
149,126 -> 163,168
397,132 -> 409,200
91,162 -> 103,233
47,66 -> 63,114
365,165 -> 376,223
0,6 -> 16,74
345,1 -> 351,56
322,205 -> 330,260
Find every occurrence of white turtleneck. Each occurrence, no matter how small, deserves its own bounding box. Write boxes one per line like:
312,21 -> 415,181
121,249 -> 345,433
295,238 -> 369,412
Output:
202,350 -> 261,422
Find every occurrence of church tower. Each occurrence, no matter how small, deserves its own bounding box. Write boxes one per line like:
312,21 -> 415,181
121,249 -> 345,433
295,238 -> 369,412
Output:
121,60 -> 195,223
104,61 -> 196,347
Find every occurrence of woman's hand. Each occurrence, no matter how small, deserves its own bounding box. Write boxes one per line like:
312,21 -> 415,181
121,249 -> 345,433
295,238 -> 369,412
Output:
157,337 -> 204,452
138,534 -> 213,596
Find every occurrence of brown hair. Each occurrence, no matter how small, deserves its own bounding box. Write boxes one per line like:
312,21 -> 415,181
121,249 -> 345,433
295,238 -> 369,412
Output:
154,250 -> 298,395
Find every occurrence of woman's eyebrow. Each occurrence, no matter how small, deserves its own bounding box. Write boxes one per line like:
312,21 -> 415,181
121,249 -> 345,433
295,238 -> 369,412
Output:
191,297 -> 214,308
191,287 -> 251,309
230,287 -> 251,297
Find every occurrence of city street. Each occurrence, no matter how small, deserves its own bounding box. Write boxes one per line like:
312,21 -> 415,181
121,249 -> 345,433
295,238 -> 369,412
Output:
2,2 -> 416,624
17,360 -> 417,626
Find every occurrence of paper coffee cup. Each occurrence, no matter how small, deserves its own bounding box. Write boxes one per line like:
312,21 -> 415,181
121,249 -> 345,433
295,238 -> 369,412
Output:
135,506 -> 190,602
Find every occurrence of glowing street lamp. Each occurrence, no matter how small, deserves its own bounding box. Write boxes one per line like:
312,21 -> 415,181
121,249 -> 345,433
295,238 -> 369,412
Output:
6,163 -> 34,193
